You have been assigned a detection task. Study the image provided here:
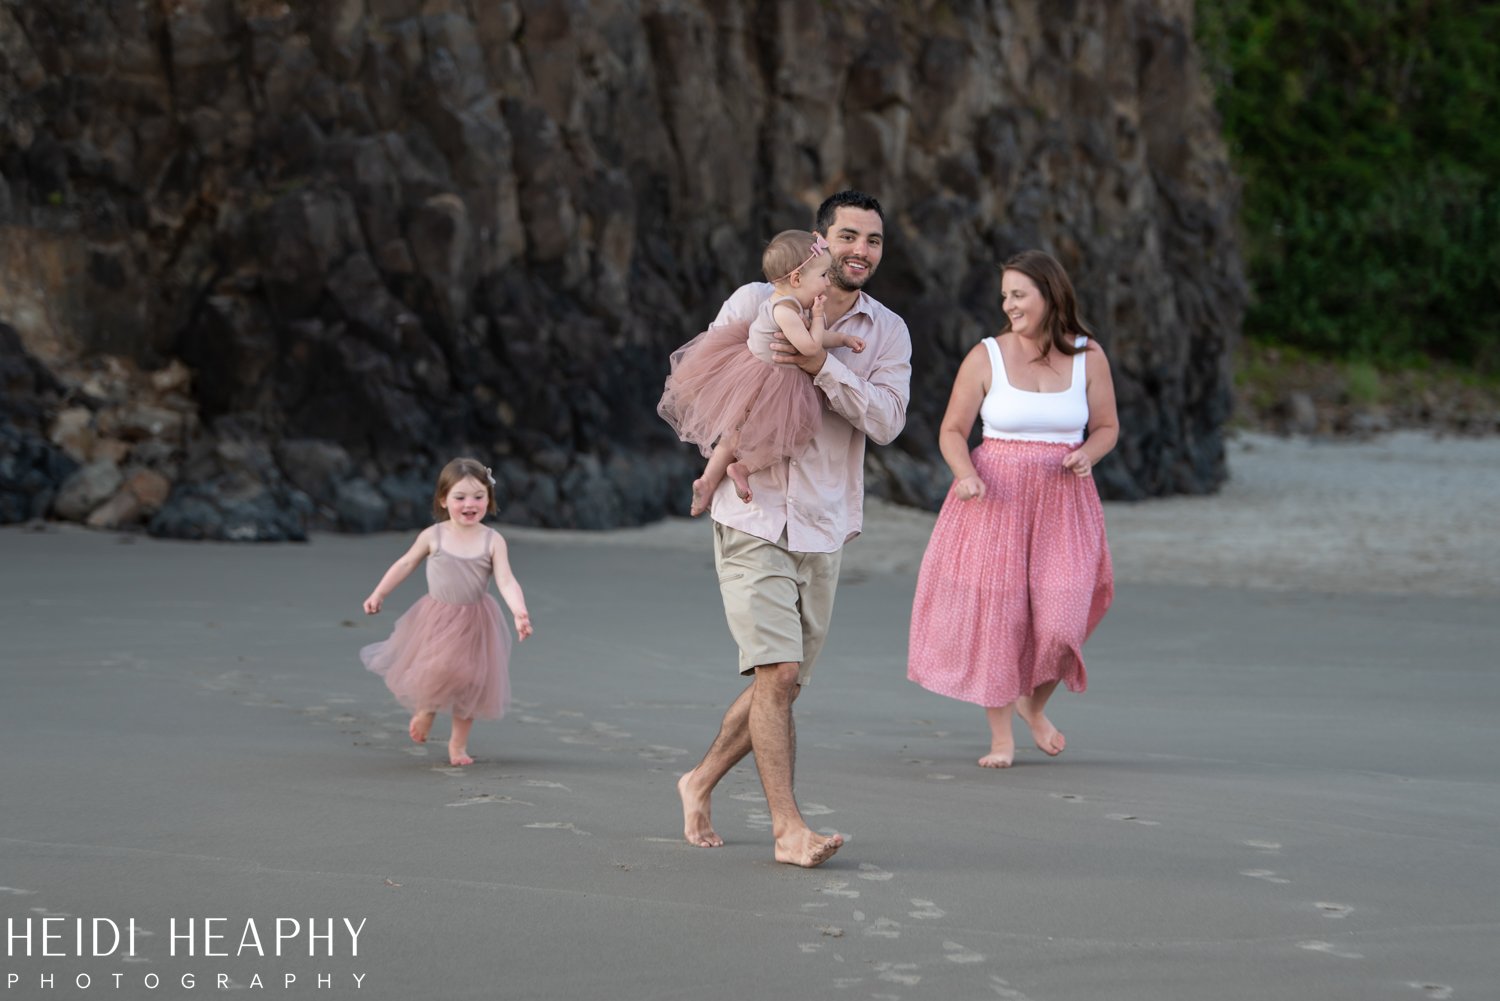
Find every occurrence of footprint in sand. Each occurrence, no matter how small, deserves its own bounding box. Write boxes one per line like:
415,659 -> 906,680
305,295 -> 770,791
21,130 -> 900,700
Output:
1298,940 -> 1363,959
1241,869 -> 1291,884
0,887 -> 36,895
802,803 -> 835,816
639,745 -> 688,762
1106,813 -> 1161,826
1243,839 -> 1282,854
857,863 -> 894,881
943,941 -> 985,963
1050,792 -> 1083,803
873,962 -> 921,986
926,773 -> 956,781
863,917 -> 901,939
1406,984 -> 1453,999
522,780 -> 571,791
731,791 -> 767,803
1315,902 -> 1353,919
989,976 -> 1039,1000
820,880 -> 861,899
446,794 -> 535,807
525,822 -> 591,836
831,977 -> 864,989
797,942 -> 826,954
402,746 -> 429,757
906,758 -> 935,766
908,899 -> 945,919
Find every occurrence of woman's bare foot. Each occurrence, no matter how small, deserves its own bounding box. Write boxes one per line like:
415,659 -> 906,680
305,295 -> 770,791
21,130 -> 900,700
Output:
409,711 -> 436,743
1022,713 -> 1066,756
678,769 -> 723,848
727,462 -> 753,503
978,743 -> 1015,768
448,746 -> 474,766
689,478 -> 714,517
774,828 -> 844,868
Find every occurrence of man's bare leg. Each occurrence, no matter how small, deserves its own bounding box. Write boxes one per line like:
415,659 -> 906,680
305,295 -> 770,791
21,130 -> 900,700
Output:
751,663 -> 843,867
1017,680 -> 1065,756
679,683 -> 756,847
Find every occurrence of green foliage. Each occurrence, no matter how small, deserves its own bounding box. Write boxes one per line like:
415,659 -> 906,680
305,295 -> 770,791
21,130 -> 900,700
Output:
1197,0 -> 1500,369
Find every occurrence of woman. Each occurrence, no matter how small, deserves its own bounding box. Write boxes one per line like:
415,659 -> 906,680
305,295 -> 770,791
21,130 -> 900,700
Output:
908,250 -> 1118,767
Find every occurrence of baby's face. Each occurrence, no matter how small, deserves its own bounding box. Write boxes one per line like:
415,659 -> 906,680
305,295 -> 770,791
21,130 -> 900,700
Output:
793,253 -> 832,305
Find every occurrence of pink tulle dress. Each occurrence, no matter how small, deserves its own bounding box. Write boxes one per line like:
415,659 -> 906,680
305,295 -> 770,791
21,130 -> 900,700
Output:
658,293 -> 823,469
361,524 -> 512,720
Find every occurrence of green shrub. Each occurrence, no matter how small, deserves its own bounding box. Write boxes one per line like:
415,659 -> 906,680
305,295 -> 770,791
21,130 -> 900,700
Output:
1197,0 -> 1500,369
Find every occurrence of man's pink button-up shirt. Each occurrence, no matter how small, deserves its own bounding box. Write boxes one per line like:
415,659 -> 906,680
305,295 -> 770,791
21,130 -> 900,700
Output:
707,282 -> 912,554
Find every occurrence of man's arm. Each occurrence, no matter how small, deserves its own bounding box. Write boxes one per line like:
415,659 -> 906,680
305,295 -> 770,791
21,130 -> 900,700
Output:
711,282 -> 773,328
811,320 -> 911,446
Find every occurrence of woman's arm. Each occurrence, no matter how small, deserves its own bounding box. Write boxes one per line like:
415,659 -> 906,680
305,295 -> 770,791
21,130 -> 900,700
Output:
939,344 -> 992,501
1062,343 -> 1119,477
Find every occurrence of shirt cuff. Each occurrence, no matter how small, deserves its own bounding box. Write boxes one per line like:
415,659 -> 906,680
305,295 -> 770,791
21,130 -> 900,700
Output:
812,350 -> 853,391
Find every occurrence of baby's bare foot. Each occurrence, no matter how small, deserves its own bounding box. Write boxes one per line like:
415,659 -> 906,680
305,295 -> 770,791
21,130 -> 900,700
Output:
775,828 -> 843,868
678,769 -> 723,848
689,478 -> 713,517
409,711 -> 436,743
727,462 -> 753,504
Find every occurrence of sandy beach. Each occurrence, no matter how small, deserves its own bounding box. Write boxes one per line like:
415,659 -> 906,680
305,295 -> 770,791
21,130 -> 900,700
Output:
3,430 -> 1498,1000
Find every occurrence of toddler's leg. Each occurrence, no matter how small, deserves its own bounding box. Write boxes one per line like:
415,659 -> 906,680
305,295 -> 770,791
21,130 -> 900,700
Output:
448,716 -> 475,766
692,436 -> 736,516
409,710 -> 436,744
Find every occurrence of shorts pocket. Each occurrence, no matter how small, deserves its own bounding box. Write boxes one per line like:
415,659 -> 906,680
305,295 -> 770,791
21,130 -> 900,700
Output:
717,571 -> 746,584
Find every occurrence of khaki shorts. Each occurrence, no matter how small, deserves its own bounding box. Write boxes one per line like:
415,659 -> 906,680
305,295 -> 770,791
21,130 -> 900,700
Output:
713,522 -> 842,686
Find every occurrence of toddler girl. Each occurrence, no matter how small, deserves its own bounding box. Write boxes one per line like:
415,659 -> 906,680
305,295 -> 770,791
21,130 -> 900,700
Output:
658,229 -> 865,514
361,458 -> 533,766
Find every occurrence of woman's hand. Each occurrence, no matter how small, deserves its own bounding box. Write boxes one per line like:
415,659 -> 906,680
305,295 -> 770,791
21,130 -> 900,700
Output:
1062,449 -> 1093,477
955,474 -> 986,501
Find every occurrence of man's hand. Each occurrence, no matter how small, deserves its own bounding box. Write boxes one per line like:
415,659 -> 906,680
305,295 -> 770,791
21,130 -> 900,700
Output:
769,332 -> 827,375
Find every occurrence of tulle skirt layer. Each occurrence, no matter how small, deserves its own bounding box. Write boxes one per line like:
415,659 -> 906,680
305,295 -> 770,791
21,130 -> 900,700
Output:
907,439 -> 1113,707
657,321 -> 822,469
361,594 -> 511,720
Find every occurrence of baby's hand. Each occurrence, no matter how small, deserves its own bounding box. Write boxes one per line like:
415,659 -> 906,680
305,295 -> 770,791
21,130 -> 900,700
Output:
810,294 -> 826,320
363,594 -> 383,615
514,611 -> 533,640
843,334 -> 867,353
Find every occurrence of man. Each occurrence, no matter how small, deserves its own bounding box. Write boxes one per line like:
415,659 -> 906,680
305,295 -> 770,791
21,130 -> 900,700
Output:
676,190 -> 912,867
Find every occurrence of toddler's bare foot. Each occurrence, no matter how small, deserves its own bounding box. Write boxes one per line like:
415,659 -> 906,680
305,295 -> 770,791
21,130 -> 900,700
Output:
448,747 -> 474,767
727,462 -> 753,503
775,828 -> 843,868
678,769 -> 723,848
689,478 -> 713,517
409,711 -> 436,743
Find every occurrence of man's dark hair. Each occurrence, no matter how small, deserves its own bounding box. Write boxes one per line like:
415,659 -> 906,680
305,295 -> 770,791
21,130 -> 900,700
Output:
815,190 -> 884,234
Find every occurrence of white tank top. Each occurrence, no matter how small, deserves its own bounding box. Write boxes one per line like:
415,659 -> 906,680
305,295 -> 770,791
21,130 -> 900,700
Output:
979,335 -> 1089,444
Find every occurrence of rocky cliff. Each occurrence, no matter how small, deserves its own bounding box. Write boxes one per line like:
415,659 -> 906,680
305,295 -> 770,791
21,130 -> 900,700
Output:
0,0 -> 1245,538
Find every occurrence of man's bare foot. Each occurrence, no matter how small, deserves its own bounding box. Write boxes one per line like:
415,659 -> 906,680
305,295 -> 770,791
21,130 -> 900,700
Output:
448,746 -> 474,766
409,711 -> 436,743
774,828 -> 844,868
678,769 -> 723,848
727,462 -> 753,504
689,478 -> 713,517
1023,714 -> 1066,756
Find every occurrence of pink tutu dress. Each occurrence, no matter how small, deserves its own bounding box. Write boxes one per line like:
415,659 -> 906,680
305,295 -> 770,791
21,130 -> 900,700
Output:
657,293 -> 823,469
361,524 -> 512,720
908,336 -> 1113,707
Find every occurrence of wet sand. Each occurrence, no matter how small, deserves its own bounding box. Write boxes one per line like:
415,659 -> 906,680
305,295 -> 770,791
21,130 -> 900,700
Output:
2,431 -> 1498,1000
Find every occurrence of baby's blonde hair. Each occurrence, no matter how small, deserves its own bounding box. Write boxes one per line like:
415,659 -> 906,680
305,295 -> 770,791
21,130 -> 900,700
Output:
761,229 -> 826,283
432,458 -> 498,520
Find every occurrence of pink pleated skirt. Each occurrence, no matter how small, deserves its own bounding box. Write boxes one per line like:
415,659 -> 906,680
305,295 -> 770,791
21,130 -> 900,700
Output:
361,594 -> 512,720
907,438 -> 1113,707
657,321 -> 822,469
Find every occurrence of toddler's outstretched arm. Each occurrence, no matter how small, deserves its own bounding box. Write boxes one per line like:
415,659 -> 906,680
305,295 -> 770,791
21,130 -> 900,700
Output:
363,528 -> 435,614
490,532 -> 533,640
